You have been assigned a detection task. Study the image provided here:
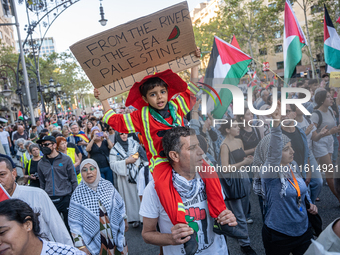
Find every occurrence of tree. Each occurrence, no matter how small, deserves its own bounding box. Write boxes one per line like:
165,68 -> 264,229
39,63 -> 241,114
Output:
194,0 -> 282,73
272,0 -> 337,78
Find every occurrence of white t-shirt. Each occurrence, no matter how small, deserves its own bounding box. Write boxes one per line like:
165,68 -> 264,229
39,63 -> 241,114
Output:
296,117 -> 317,150
140,180 -> 228,255
0,131 -> 9,145
40,239 -> 85,255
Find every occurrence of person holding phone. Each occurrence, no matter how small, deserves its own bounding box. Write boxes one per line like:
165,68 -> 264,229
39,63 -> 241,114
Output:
86,129 -> 113,184
109,132 -> 148,228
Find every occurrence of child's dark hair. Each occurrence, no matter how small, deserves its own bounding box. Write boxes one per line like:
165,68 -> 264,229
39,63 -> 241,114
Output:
0,199 -> 41,237
139,77 -> 168,97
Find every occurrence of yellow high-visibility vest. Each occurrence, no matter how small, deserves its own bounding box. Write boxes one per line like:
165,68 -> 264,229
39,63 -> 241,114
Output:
67,147 -> 82,184
26,157 -> 42,185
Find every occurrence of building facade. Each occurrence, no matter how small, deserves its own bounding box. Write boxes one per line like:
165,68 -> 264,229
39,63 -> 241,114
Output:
0,2 -> 16,49
17,37 -> 56,57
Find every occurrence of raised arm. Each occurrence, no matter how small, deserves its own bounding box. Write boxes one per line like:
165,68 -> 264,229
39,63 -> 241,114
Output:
260,102 -> 284,179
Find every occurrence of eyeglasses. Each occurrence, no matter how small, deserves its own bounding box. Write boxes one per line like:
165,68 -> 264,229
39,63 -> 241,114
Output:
41,143 -> 53,147
81,166 -> 96,172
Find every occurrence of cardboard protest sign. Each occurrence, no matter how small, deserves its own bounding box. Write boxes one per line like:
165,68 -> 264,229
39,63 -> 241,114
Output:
76,109 -> 82,117
329,72 -> 340,87
85,107 -> 92,114
70,1 -> 200,101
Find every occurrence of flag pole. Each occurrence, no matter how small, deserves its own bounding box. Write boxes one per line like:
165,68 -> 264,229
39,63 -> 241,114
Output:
251,57 -> 289,87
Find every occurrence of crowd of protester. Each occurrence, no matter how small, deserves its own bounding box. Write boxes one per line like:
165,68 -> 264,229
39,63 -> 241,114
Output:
0,72 -> 339,255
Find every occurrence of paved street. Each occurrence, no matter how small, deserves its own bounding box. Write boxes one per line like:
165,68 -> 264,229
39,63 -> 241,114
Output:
126,181 -> 340,255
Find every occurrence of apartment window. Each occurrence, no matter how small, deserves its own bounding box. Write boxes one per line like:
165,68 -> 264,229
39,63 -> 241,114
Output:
275,44 -> 283,53
277,61 -> 284,69
274,30 -> 281,38
50,46 -> 54,49
259,48 -> 267,56
0,31 -> 3,39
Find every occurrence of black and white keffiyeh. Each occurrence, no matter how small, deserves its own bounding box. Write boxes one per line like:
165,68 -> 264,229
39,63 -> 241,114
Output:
112,137 -> 140,183
68,178 -> 126,253
172,170 -> 205,199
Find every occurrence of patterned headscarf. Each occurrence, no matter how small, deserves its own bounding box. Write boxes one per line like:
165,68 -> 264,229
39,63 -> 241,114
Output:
80,159 -> 101,191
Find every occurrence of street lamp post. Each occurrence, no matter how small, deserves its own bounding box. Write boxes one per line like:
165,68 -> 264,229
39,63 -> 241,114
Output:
44,78 -> 64,115
48,78 -> 58,114
99,0 -> 107,26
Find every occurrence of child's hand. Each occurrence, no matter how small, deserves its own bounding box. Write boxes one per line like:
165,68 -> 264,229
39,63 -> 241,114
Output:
94,88 -> 100,100
195,47 -> 201,58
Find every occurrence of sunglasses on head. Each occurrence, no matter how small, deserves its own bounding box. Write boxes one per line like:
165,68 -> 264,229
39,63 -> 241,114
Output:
81,166 -> 96,172
41,142 -> 54,147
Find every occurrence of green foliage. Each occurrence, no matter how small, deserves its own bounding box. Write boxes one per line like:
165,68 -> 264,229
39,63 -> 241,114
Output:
193,0 -> 282,73
0,44 -> 19,90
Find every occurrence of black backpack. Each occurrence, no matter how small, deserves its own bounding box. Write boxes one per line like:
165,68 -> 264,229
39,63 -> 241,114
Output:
313,109 -> 336,129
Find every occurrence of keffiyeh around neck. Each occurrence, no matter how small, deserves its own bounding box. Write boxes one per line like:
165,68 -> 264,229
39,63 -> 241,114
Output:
80,159 -> 101,191
172,170 -> 204,199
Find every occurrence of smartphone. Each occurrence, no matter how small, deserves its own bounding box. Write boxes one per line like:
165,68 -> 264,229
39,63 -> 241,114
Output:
97,132 -> 104,137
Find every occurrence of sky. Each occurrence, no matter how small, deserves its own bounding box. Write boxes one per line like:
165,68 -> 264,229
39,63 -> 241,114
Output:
15,0 -> 206,53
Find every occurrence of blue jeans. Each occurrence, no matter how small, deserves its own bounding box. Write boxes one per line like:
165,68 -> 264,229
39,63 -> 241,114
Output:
100,166 -> 113,184
2,144 -> 11,157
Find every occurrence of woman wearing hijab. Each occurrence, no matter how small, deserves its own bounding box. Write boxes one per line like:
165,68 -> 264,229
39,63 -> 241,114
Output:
259,102 -> 318,255
109,132 -> 148,228
68,159 -> 127,255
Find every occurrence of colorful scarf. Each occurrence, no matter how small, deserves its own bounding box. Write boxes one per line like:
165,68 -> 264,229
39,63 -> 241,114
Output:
74,131 -> 90,143
99,200 -> 115,255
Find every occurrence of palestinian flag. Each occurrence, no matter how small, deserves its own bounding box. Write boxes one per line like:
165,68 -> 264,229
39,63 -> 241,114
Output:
0,184 -> 10,202
324,5 -> 340,72
231,35 -> 241,50
18,111 -> 23,120
204,36 -> 252,119
284,0 -> 307,81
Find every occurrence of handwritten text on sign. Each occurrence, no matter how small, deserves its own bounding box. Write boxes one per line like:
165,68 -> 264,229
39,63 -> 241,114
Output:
70,1 -> 199,100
